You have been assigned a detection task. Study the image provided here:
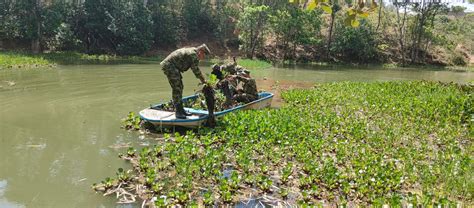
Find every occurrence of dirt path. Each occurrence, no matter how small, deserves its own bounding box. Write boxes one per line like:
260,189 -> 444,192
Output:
256,78 -> 314,107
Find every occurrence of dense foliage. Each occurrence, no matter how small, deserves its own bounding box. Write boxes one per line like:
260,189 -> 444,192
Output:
79,0 -> 153,55
269,6 -> 323,60
1,0 -> 472,65
94,81 -> 473,206
331,19 -> 378,63
236,5 -> 270,59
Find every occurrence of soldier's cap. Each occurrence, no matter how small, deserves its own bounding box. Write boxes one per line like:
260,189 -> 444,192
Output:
197,44 -> 211,55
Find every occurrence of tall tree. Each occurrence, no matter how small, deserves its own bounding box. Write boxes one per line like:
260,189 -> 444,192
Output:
409,0 -> 444,63
326,2 -> 341,59
394,0 -> 409,65
236,4 -> 269,58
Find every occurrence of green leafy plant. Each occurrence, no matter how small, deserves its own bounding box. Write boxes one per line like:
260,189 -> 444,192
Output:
122,112 -> 141,130
95,81 -> 472,206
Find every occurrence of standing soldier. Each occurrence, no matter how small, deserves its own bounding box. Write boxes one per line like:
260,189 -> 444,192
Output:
160,44 -> 211,119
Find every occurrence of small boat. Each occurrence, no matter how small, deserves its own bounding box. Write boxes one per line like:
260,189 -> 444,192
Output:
139,92 -> 274,128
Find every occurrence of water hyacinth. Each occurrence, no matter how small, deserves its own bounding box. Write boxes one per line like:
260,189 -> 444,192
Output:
94,81 -> 472,207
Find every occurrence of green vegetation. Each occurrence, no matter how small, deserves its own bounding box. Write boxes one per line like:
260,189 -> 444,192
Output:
0,52 -> 55,69
94,81 -> 473,206
2,1 -> 472,66
236,59 -> 272,69
237,5 -> 270,59
0,51 -> 161,69
122,112 -> 142,130
331,19 -> 378,63
211,58 -> 272,70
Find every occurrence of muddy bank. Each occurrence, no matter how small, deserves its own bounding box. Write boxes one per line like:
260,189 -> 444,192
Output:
256,78 -> 314,107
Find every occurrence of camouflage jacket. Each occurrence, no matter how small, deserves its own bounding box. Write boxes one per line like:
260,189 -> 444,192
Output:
241,78 -> 258,97
221,62 -> 245,75
160,47 -> 204,80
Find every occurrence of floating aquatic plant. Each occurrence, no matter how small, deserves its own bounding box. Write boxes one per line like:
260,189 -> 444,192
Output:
95,81 -> 473,207
122,112 -> 141,130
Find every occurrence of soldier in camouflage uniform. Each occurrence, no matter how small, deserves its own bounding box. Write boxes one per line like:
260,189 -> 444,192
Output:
160,44 -> 210,119
220,57 -> 246,75
232,71 -> 258,103
215,57 -> 249,96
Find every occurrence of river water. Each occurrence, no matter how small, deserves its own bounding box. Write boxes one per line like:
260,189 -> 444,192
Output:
0,64 -> 472,207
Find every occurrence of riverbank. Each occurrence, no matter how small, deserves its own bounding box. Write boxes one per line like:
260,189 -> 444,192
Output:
94,81 -> 473,207
3,51 -> 473,71
0,51 -> 274,70
0,51 -> 162,69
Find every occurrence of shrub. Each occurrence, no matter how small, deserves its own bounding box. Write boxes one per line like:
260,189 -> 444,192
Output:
331,19 -> 379,63
451,52 -> 468,66
237,5 -> 270,58
114,0 -> 153,55
148,1 -> 181,46
182,0 -> 216,39
78,0 -> 153,55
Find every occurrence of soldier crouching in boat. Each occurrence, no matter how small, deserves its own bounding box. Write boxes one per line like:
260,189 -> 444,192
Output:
160,44 -> 211,119
212,59 -> 258,105
232,70 -> 258,103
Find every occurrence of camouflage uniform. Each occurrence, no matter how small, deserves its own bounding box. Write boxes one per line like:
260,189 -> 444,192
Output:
160,47 -> 206,105
221,62 -> 246,75
233,77 -> 258,103
219,62 -> 249,95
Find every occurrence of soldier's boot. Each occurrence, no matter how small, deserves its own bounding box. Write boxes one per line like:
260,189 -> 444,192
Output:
175,103 -> 189,119
180,103 -> 192,116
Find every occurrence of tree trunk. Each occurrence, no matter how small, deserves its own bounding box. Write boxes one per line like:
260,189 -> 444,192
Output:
248,26 -> 254,59
376,0 -> 383,32
32,0 -> 42,54
293,42 -> 297,61
326,13 -> 335,60
395,2 -> 408,66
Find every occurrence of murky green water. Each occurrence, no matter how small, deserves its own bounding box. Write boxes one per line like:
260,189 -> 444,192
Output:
0,64 -> 472,207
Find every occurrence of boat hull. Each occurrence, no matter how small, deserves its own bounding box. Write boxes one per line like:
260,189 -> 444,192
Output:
139,92 -> 273,128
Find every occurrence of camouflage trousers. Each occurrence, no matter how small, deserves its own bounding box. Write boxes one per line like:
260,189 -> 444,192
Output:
162,66 -> 183,106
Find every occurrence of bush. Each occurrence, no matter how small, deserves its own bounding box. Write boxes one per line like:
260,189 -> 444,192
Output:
148,1 -> 181,46
331,19 -> 379,63
269,6 -> 322,60
0,1 -> 20,40
237,5 -> 270,58
41,2 -> 82,51
0,0 -> 38,42
79,0 -> 153,55
114,1 -> 153,55
213,1 -> 239,43
182,0 -> 216,39
451,52 -> 468,66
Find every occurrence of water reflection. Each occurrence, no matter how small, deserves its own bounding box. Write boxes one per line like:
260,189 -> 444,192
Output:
0,180 -> 25,208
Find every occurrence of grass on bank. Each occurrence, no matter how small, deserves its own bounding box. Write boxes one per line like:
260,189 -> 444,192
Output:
211,58 -> 272,70
0,51 -> 162,69
0,51 -> 273,70
0,52 -> 55,69
94,81 -> 473,207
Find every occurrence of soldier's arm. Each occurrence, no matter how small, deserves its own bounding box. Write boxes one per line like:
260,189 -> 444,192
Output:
191,59 -> 206,83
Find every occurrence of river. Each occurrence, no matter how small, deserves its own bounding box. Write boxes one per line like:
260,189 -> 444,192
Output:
0,64 -> 472,207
